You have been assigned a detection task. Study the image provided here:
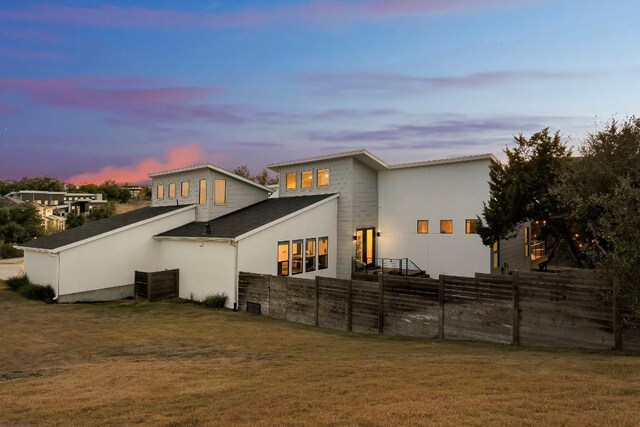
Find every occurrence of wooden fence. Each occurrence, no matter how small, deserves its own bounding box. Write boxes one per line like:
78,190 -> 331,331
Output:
238,270 -> 640,352
134,269 -> 179,301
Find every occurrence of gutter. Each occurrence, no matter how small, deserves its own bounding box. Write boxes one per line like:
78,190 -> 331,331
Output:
231,240 -> 239,311
47,252 -> 60,302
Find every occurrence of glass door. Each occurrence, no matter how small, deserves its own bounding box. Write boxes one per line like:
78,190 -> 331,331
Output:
355,228 -> 376,266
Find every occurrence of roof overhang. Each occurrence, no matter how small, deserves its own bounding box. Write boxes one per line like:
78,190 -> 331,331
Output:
387,153 -> 499,170
267,149 -> 389,172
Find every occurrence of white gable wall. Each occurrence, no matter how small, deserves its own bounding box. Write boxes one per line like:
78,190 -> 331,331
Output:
378,159 -> 492,277
23,251 -> 57,288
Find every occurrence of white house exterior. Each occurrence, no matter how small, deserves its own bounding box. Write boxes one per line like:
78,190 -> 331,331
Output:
18,149 -> 530,307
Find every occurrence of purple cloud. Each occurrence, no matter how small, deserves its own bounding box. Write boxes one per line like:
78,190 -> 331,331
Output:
0,45 -> 67,60
0,27 -> 69,43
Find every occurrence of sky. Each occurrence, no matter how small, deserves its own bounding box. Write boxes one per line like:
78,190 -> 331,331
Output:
0,0 -> 639,184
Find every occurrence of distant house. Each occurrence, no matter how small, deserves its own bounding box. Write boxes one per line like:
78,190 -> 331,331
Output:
4,190 -> 108,221
16,149 -> 532,305
0,194 -> 65,232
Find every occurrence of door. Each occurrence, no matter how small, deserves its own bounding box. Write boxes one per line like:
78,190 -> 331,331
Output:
355,228 -> 376,266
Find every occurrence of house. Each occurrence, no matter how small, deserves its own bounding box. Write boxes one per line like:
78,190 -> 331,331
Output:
4,190 -> 108,220
16,150 -> 531,306
0,194 -> 65,232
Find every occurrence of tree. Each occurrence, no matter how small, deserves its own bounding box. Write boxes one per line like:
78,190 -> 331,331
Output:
0,177 -> 66,195
476,128 -> 584,266
232,164 -> 278,186
87,201 -> 117,221
0,206 -> 45,244
65,211 -> 85,229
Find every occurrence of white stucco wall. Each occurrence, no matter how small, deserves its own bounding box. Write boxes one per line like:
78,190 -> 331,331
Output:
55,207 -> 196,296
378,159 -> 492,277
23,251 -> 57,289
158,239 -> 237,307
237,198 -> 338,279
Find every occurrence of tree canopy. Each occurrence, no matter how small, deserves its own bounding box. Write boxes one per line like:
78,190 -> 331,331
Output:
232,164 -> 278,186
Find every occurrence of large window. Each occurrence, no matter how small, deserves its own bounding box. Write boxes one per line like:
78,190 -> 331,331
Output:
305,239 -> 316,272
291,240 -> 303,275
157,184 -> 164,200
524,226 -> 530,257
465,219 -> 478,234
318,237 -> 328,270
168,183 -> 176,199
317,168 -> 329,187
440,219 -> 453,234
199,179 -> 207,205
492,241 -> 500,269
181,181 -> 190,197
214,179 -> 226,204
301,171 -> 312,188
277,242 -> 289,276
417,220 -> 429,234
286,172 -> 297,190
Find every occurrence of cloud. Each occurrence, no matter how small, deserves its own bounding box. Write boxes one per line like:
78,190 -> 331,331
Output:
67,144 -> 205,184
299,70 -> 591,96
0,1 -> 545,29
0,45 -> 67,60
0,27 -> 69,43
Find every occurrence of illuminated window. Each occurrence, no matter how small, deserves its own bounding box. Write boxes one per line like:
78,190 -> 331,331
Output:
317,168 -> 329,187
198,179 -> 207,205
277,242 -> 289,276
214,179 -> 226,204
440,219 -> 453,234
524,226 -> 530,257
157,184 -> 164,200
318,237 -> 328,270
286,173 -> 297,190
301,171 -> 312,188
292,240 -> 303,275
465,219 -> 478,234
417,220 -> 429,234
492,241 -> 500,269
168,183 -> 176,199
305,239 -> 316,272
181,181 -> 189,197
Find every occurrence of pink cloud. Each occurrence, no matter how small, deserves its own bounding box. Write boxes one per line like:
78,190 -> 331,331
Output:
67,144 -> 205,184
0,45 -> 67,60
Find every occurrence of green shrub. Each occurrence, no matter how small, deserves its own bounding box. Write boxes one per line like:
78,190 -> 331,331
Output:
202,293 -> 227,309
6,275 -> 30,291
17,284 -> 55,303
0,243 -> 23,259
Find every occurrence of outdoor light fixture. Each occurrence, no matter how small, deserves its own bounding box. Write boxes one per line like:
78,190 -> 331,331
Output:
376,232 -> 381,237
353,235 -> 357,240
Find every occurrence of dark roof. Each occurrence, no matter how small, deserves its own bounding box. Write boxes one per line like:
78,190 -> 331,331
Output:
19,205 -> 192,251
157,194 -> 336,239
0,197 -> 25,208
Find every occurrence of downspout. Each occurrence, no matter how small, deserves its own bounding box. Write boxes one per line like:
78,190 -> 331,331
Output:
230,240 -> 239,311
48,251 -> 60,302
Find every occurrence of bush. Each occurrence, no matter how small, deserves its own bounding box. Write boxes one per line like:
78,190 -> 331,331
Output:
6,275 -> 30,291
17,284 -> 55,303
0,242 -> 23,259
201,293 -> 227,309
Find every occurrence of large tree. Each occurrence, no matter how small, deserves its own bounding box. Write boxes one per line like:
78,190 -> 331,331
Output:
232,164 -> 278,186
476,128 -> 584,266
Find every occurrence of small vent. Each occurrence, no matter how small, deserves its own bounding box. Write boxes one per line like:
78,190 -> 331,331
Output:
246,302 -> 261,315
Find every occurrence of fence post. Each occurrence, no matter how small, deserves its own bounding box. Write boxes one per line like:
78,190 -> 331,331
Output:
146,271 -> 152,301
315,276 -> 320,327
613,277 -> 622,350
175,269 -> 180,299
347,279 -> 352,332
438,274 -> 445,339
378,274 -> 384,335
512,270 -> 520,346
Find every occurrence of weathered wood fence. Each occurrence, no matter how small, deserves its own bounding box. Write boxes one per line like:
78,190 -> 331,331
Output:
238,270 -> 640,352
134,269 -> 179,301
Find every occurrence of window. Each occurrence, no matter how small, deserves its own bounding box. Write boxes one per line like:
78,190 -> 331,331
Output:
286,172 -> 297,190
440,219 -> 453,234
417,220 -> 429,234
277,242 -> 289,276
301,171 -> 312,188
318,237 -> 328,270
291,240 -> 303,274
317,168 -> 329,187
168,183 -> 176,199
465,219 -> 478,234
157,184 -> 164,200
492,241 -> 500,269
214,179 -> 226,204
305,239 -> 316,272
524,226 -> 530,257
199,179 -> 207,205
181,181 -> 190,197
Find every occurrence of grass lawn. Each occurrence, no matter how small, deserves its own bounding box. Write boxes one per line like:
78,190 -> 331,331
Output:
1,281 -> 639,426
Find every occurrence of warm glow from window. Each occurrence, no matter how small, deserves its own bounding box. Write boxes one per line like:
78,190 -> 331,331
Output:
318,237 -> 328,270
286,172 -> 297,190
301,171 -> 312,188
417,220 -> 428,234
277,242 -> 289,276
199,179 -> 207,205
440,219 -> 453,234
181,181 -> 189,197
492,241 -> 499,268
157,184 -> 164,200
305,239 -> 316,272
168,183 -> 176,199
465,219 -> 478,234
524,226 -> 530,257
317,168 -> 329,187
292,240 -> 303,274
214,179 -> 226,204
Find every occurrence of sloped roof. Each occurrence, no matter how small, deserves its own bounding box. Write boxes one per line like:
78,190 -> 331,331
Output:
266,149 -> 389,171
148,163 -> 273,193
18,205 -> 193,251
0,197 -> 26,208
156,194 -> 336,240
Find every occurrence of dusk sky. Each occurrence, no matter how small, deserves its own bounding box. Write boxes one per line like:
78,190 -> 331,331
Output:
1,0 -> 639,184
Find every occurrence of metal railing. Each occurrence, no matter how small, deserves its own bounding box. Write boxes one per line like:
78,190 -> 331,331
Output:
531,241 -> 546,260
352,257 -> 426,277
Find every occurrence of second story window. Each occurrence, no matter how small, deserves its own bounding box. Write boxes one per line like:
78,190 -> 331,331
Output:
317,168 -> 329,187
181,181 -> 190,197
465,219 -> 478,234
157,184 -> 164,200
199,179 -> 207,205
301,171 -> 312,188
286,172 -> 297,190
168,183 -> 176,199
417,220 -> 429,234
214,179 -> 226,204
440,219 -> 453,234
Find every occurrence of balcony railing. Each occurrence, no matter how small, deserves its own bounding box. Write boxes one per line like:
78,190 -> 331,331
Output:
352,258 -> 427,277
